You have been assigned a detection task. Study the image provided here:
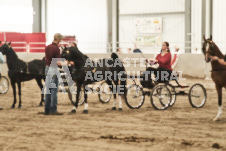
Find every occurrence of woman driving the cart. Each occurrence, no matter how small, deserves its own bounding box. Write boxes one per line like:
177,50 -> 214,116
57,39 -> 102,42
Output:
146,41 -> 173,83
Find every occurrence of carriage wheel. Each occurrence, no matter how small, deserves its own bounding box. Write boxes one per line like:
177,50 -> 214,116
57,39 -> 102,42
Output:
125,85 -> 145,109
169,88 -> 177,107
0,76 -> 9,94
98,81 -> 112,103
68,84 -> 85,106
188,83 -> 207,108
150,85 -> 171,110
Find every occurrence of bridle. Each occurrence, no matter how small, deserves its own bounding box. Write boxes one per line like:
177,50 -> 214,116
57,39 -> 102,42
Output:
203,40 -> 226,71
203,40 -> 215,56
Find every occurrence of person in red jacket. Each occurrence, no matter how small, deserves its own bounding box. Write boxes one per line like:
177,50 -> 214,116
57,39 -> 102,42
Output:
146,42 -> 172,82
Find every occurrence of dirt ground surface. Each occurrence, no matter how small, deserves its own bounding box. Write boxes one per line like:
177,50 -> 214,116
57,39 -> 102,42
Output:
0,77 -> 226,151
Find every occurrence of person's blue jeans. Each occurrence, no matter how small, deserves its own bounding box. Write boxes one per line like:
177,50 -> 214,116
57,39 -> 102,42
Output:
45,66 -> 59,113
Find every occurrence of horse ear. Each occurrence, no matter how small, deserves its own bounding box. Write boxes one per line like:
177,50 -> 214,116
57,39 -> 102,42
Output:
8,42 -> 11,46
0,41 -> 1,44
203,35 -> 206,41
210,35 -> 212,40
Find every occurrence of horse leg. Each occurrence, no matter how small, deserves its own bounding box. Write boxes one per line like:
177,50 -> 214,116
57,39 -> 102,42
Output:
10,81 -> 16,108
118,95 -> 122,111
118,74 -> 127,111
35,78 -> 44,106
114,80 -> 123,111
71,83 -> 81,113
83,85 -> 88,114
105,80 -> 116,110
18,82 -> 22,108
214,86 -> 223,121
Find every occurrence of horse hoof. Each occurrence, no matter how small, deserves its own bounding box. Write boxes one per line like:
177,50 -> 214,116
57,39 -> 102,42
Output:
112,107 -> 116,110
39,103 -> 43,107
118,108 -> 123,111
18,105 -> 22,109
71,109 -> 76,113
213,117 -> 220,121
11,105 -> 15,109
83,110 -> 88,114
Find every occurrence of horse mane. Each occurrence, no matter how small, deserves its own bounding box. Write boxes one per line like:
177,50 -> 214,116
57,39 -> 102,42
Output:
8,47 -> 19,60
210,41 -> 224,59
207,39 -> 226,71
67,47 -> 88,69
4,45 -> 27,71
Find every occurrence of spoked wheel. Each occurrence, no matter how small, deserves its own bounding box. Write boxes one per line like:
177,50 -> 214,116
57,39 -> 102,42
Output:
169,88 -> 177,107
151,85 -> 171,110
98,81 -> 112,103
0,76 -> 9,94
68,84 -> 85,106
188,83 -> 207,108
125,85 -> 145,109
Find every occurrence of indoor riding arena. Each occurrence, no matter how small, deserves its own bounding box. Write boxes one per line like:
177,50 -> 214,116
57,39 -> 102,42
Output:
0,0 -> 226,151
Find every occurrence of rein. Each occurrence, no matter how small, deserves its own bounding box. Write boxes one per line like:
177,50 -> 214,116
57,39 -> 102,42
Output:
8,69 -> 45,76
210,69 -> 226,72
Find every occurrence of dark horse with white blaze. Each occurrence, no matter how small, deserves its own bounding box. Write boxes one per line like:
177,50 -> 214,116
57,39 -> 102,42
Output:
202,35 -> 226,121
0,42 -> 45,108
61,47 -> 127,113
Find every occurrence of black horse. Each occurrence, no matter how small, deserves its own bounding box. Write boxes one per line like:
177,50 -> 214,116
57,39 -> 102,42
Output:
61,46 -> 127,113
0,42 -> 45,108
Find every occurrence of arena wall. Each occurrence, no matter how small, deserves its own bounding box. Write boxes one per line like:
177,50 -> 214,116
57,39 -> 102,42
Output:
1,53 -> 212,79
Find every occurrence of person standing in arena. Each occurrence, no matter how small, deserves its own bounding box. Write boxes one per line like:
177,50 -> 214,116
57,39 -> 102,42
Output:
0,51 -> 5,110
133,43 -> 142,53
44,33 -> 64,115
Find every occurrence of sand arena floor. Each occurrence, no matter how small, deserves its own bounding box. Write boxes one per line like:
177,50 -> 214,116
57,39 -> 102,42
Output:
0,77 -> 226,151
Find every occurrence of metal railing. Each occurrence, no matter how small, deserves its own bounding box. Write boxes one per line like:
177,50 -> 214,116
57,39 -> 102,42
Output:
6,41 -> 226,54
27,42 -> 46,53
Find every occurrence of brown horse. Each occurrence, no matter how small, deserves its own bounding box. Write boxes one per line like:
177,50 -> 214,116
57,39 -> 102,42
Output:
202,35 -> 226,121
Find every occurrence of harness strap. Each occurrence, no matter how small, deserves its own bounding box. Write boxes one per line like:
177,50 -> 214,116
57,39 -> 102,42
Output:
26,62 -> 30,74
211,69 -> 226,72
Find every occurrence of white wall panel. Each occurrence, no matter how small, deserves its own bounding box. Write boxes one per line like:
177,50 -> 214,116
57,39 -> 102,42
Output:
119,0 -> 185,53
119,14 -> 185,53
191,0 -> 202,53
0,0 -> 32,33
213,0 -> 226,54
46,0 -> 107,53
120,0 -> 185,14
0,0 -> 31,6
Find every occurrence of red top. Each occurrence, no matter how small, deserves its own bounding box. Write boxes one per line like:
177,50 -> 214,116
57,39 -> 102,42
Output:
155,52 -> 172,71
45,42 -> 61,66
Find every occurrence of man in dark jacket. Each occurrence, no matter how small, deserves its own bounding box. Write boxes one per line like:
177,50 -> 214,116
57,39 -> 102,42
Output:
44,33 -> 64,115
133,44 -> 142,53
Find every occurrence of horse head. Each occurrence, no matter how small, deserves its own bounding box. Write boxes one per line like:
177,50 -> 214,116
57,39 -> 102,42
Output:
0,42 -> 11,55
61,45 -> 70,60
202,35 -> 219,63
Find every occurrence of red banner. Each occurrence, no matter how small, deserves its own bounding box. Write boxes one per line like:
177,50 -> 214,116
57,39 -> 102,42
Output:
0,32 -> 46,53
